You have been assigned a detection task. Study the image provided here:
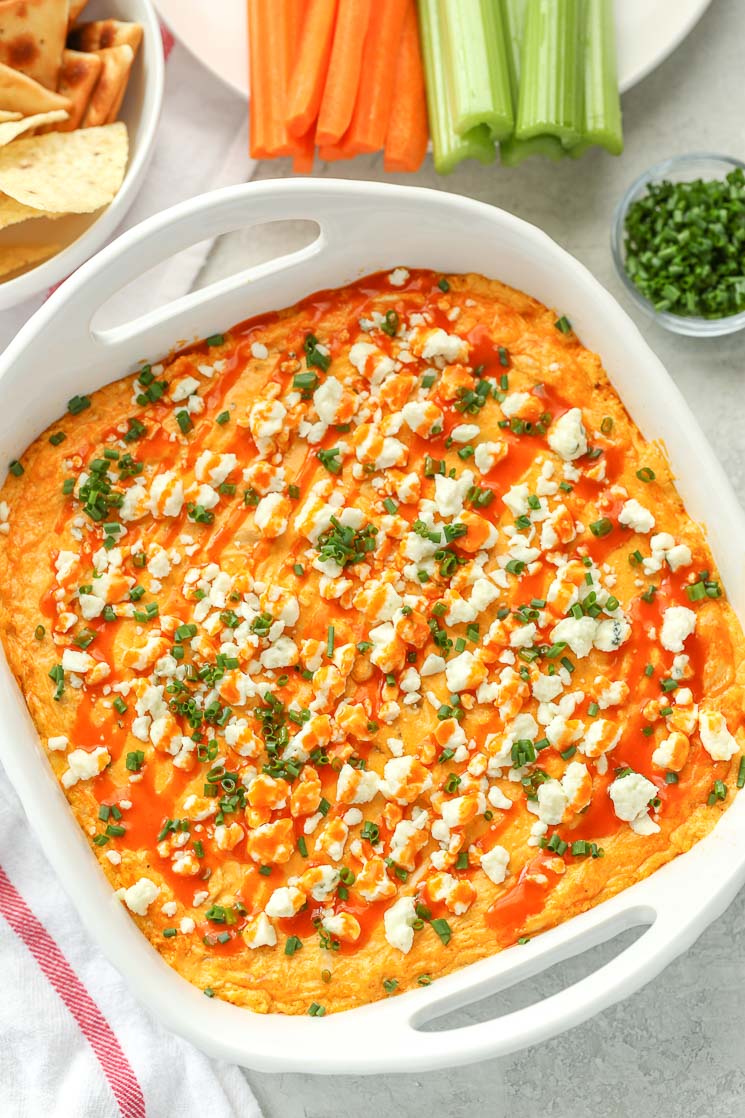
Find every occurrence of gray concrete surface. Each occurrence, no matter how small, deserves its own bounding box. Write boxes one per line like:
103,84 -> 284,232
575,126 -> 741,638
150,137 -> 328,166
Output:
200,2 -> 745,1112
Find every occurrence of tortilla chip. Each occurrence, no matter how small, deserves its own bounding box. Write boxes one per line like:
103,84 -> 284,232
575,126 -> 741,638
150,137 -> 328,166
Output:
0,121 -> 128,213
0,60 -> 70,116
0,109 -> 20,121
0,0 -> 68,90
0,192 -> 67,229
53,48 -> 101,131
68,19 -> 143,56
0,241 -> 61,279
68,0 -> 89,23
82,44 -> 133,128
0,107 -> 67,145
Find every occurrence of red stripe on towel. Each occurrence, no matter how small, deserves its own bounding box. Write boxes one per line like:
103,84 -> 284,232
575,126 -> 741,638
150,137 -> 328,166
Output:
0,865 -> 146,1118
160,21 -> 175,59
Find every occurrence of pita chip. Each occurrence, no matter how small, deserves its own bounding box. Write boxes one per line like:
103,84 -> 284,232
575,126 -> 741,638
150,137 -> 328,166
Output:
0,107 -> 67,144
0,192 -> 67,229
0,60 -> 70,116
82,44 -> 134,127
69,19 -> 143,56
54,48 -> 101,131
0,0 -> 68,90
0,109 -> 20,121
68,1 -> 89,22
0,122 -> 128,213
0,241 -> 62,279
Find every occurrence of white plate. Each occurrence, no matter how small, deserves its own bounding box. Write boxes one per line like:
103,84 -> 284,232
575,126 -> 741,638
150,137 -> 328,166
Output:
0,0 -> 164,310
154,0 -> 712,101
1,179 -> 744,1073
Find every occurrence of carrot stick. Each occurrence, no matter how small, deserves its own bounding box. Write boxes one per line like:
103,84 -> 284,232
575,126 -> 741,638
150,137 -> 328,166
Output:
249,0 -> 295,158
341,0 -> 407,154
288,0 -> 307,49
316,0 -> 371,146
248,0 -> 270,158
384,0 -> 428,172
286,0 -> 337,139
318,142 -> 355,161
293,128 -> 316,172
287,0 -> 316,168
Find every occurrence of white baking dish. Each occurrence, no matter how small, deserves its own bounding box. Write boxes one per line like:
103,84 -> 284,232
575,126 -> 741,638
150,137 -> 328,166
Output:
1,180 -> 744,1074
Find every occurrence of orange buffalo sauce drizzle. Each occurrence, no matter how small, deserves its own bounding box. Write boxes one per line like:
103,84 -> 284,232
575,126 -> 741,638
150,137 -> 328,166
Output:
485,853 -> 564,943
484,559 -> 717,944
41,267 -> 736,961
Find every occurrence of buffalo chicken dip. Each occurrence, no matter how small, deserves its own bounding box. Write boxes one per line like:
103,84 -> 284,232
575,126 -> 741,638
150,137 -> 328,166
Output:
1,268 -> 743,1015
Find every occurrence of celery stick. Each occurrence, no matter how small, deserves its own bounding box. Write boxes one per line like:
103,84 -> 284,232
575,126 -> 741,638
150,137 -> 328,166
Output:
499,0 -> 565,164
442,0 -> 514,140
418,0 -> 495,174
515,0 -> 582,149
502,0 -> 527,91
579,0 -> 623,155
501,131 -> 566,165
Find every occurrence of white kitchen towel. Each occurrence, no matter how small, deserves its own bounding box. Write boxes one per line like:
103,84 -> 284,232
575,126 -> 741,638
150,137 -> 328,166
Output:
0,29 -> 256,352
0,774 -> 262,1118
0,28 -> 262,1118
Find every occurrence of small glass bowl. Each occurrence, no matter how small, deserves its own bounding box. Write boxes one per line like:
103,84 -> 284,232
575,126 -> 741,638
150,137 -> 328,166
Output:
611,153 -> 745,337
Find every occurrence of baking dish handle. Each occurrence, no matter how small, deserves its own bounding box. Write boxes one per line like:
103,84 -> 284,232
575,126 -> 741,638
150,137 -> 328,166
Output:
376,909 -> 679,1066
7,180 -> 422,363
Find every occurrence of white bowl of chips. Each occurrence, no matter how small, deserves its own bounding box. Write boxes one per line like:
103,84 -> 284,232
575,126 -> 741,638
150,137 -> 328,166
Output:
0,0 -> 163,309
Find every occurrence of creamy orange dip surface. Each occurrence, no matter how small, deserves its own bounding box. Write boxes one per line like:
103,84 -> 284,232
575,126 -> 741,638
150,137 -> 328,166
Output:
1,268 -> 744,1016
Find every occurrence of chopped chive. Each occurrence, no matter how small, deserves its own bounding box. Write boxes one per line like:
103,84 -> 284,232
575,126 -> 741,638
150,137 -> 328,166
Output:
67,394 -> 91,415
430,917 -> 451,945
623,168 -> 745,319
589,517 -> 613,538
293,371 -> 319,390
381,310 -> 400,336
304,333 -> 331,373
317,447 -> 342,475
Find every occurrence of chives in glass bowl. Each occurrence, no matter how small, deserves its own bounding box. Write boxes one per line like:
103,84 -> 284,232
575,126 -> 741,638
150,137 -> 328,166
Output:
611,153 -> 745,337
